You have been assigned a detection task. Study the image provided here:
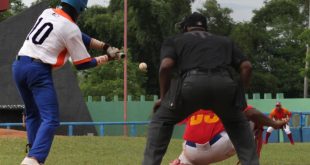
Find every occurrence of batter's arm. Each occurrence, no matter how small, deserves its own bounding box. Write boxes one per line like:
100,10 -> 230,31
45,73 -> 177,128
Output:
82,33 -> 108,50
89,38 -> 108,50
82,33 -> 121,60
75,55 -> 109,70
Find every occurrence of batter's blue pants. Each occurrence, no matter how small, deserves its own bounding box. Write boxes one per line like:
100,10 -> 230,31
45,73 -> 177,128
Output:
12,56 -> 60,163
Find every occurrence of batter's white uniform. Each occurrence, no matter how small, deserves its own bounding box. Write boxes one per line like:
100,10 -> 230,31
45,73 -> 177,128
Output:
19,8 -> 91,68
14,8 -> 95,163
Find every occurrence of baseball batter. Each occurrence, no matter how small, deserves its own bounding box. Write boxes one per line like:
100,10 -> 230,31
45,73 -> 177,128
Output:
170,106 -> 287,165
13,1 -> 120,164
264,102 -> 294,145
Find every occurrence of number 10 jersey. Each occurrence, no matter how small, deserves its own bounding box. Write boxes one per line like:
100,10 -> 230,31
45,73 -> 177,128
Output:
18,8 -> 91,68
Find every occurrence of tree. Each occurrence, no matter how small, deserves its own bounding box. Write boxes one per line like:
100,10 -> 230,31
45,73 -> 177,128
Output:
78,52 -> 147,100
77,0 -> 193,97
229,22 -> 280,93
10,0 -> 27,14
249,0 -> 307,97
198,0 -> 234,35
77,5 -> 148,99
0,0 -> 27,22
125,0 -> 192,94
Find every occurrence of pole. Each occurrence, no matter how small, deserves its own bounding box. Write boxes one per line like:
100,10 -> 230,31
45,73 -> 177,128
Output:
123,0 -> 128,136
304,0 -> 310,98
305,45 -> 309,98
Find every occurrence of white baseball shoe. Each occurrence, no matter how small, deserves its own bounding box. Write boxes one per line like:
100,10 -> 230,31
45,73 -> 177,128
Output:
20,157 -> 40,165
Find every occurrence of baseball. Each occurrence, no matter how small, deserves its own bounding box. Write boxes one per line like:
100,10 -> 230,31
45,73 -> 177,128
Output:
139,62 -> 147,71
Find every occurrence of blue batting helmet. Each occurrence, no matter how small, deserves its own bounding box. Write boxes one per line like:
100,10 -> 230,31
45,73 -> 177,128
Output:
61,0 -> 88,14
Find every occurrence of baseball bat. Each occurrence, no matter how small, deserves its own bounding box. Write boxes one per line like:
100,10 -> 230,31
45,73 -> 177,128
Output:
108,52 -> 126,61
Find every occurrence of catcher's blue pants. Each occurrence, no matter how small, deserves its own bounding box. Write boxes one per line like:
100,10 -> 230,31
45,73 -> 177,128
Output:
12,56 -> 60,163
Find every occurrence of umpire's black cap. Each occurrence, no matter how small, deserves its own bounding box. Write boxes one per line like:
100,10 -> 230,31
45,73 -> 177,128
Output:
176,12 -> 207,32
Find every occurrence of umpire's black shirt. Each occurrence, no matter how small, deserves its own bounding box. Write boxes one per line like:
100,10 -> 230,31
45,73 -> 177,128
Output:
160,30 -> 247,73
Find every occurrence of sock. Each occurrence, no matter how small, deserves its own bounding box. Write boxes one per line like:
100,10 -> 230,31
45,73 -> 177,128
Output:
287,133 -> 294,145
264,132 -> 271,144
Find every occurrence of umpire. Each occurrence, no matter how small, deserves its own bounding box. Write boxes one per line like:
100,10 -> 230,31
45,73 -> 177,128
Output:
142,12 -> 259,165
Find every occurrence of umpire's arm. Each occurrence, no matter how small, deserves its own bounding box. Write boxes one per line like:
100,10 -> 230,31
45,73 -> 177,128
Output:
153,38 -> 177,112
159,58 -> 175,99
159,37 -> 177,99
231,41 -> 252,88
240,61 -> 252,88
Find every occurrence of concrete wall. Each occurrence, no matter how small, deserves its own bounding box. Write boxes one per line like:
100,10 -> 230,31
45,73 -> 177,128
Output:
246,93 -> 310,113
86,93 -> 310,140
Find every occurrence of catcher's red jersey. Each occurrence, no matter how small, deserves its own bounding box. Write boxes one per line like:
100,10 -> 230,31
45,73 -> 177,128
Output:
183,110 -> 225,144
182,105 -> 255,144
269,108 -> 291,120
181,106 -> 263,158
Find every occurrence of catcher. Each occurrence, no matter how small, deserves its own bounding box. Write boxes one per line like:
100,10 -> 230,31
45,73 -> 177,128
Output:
170,105 -> 288,165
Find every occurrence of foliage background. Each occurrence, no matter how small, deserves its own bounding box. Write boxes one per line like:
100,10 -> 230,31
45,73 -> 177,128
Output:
2,0 -> 310,98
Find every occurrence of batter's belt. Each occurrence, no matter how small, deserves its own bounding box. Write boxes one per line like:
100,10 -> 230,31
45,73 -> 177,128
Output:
16,55 -> 46,64
185,133 -> 222,148
181,68 -> 230,78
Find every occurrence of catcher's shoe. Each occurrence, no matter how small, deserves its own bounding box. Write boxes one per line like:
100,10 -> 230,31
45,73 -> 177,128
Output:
21,157 -> 40,165
169,159 -> 189,165
169,159 -> 181,165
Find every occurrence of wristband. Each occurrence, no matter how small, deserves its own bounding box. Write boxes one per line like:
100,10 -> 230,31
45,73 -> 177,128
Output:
102,43 -> 110,51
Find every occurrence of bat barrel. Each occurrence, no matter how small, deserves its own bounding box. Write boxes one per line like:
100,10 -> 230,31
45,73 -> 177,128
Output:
118,52 -> 126,59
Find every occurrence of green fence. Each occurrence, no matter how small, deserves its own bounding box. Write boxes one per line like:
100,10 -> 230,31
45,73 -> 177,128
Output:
246,93 -> 310,113
86,93 -> 310,139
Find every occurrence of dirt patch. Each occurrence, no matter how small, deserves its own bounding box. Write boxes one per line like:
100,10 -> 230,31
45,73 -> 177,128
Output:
0,128 -> 26,138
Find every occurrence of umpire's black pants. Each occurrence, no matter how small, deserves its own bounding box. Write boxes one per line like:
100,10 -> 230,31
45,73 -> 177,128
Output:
142,71 -> 259,165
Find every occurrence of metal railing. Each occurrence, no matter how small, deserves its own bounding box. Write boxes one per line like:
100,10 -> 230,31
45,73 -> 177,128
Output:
261,112 -> 310,128
0,112 -> 310,137
0,121 -> 150,136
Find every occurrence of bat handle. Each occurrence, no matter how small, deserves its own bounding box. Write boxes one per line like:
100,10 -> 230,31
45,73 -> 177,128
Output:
108,52 -> 126,61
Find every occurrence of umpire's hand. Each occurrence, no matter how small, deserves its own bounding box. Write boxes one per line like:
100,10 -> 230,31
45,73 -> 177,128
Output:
153,99 -> 161,113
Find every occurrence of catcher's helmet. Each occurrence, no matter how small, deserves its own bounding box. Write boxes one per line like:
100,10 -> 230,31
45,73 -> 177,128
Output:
61,0 -> 88,14
176,12 -> 207,32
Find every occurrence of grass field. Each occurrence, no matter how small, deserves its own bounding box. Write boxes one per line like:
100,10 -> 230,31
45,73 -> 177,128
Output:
0,136 -> 309,165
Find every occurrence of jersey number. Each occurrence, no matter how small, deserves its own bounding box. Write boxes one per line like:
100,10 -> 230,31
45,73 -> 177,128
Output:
26,17 -> 54,45
189,114 -> 220,126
